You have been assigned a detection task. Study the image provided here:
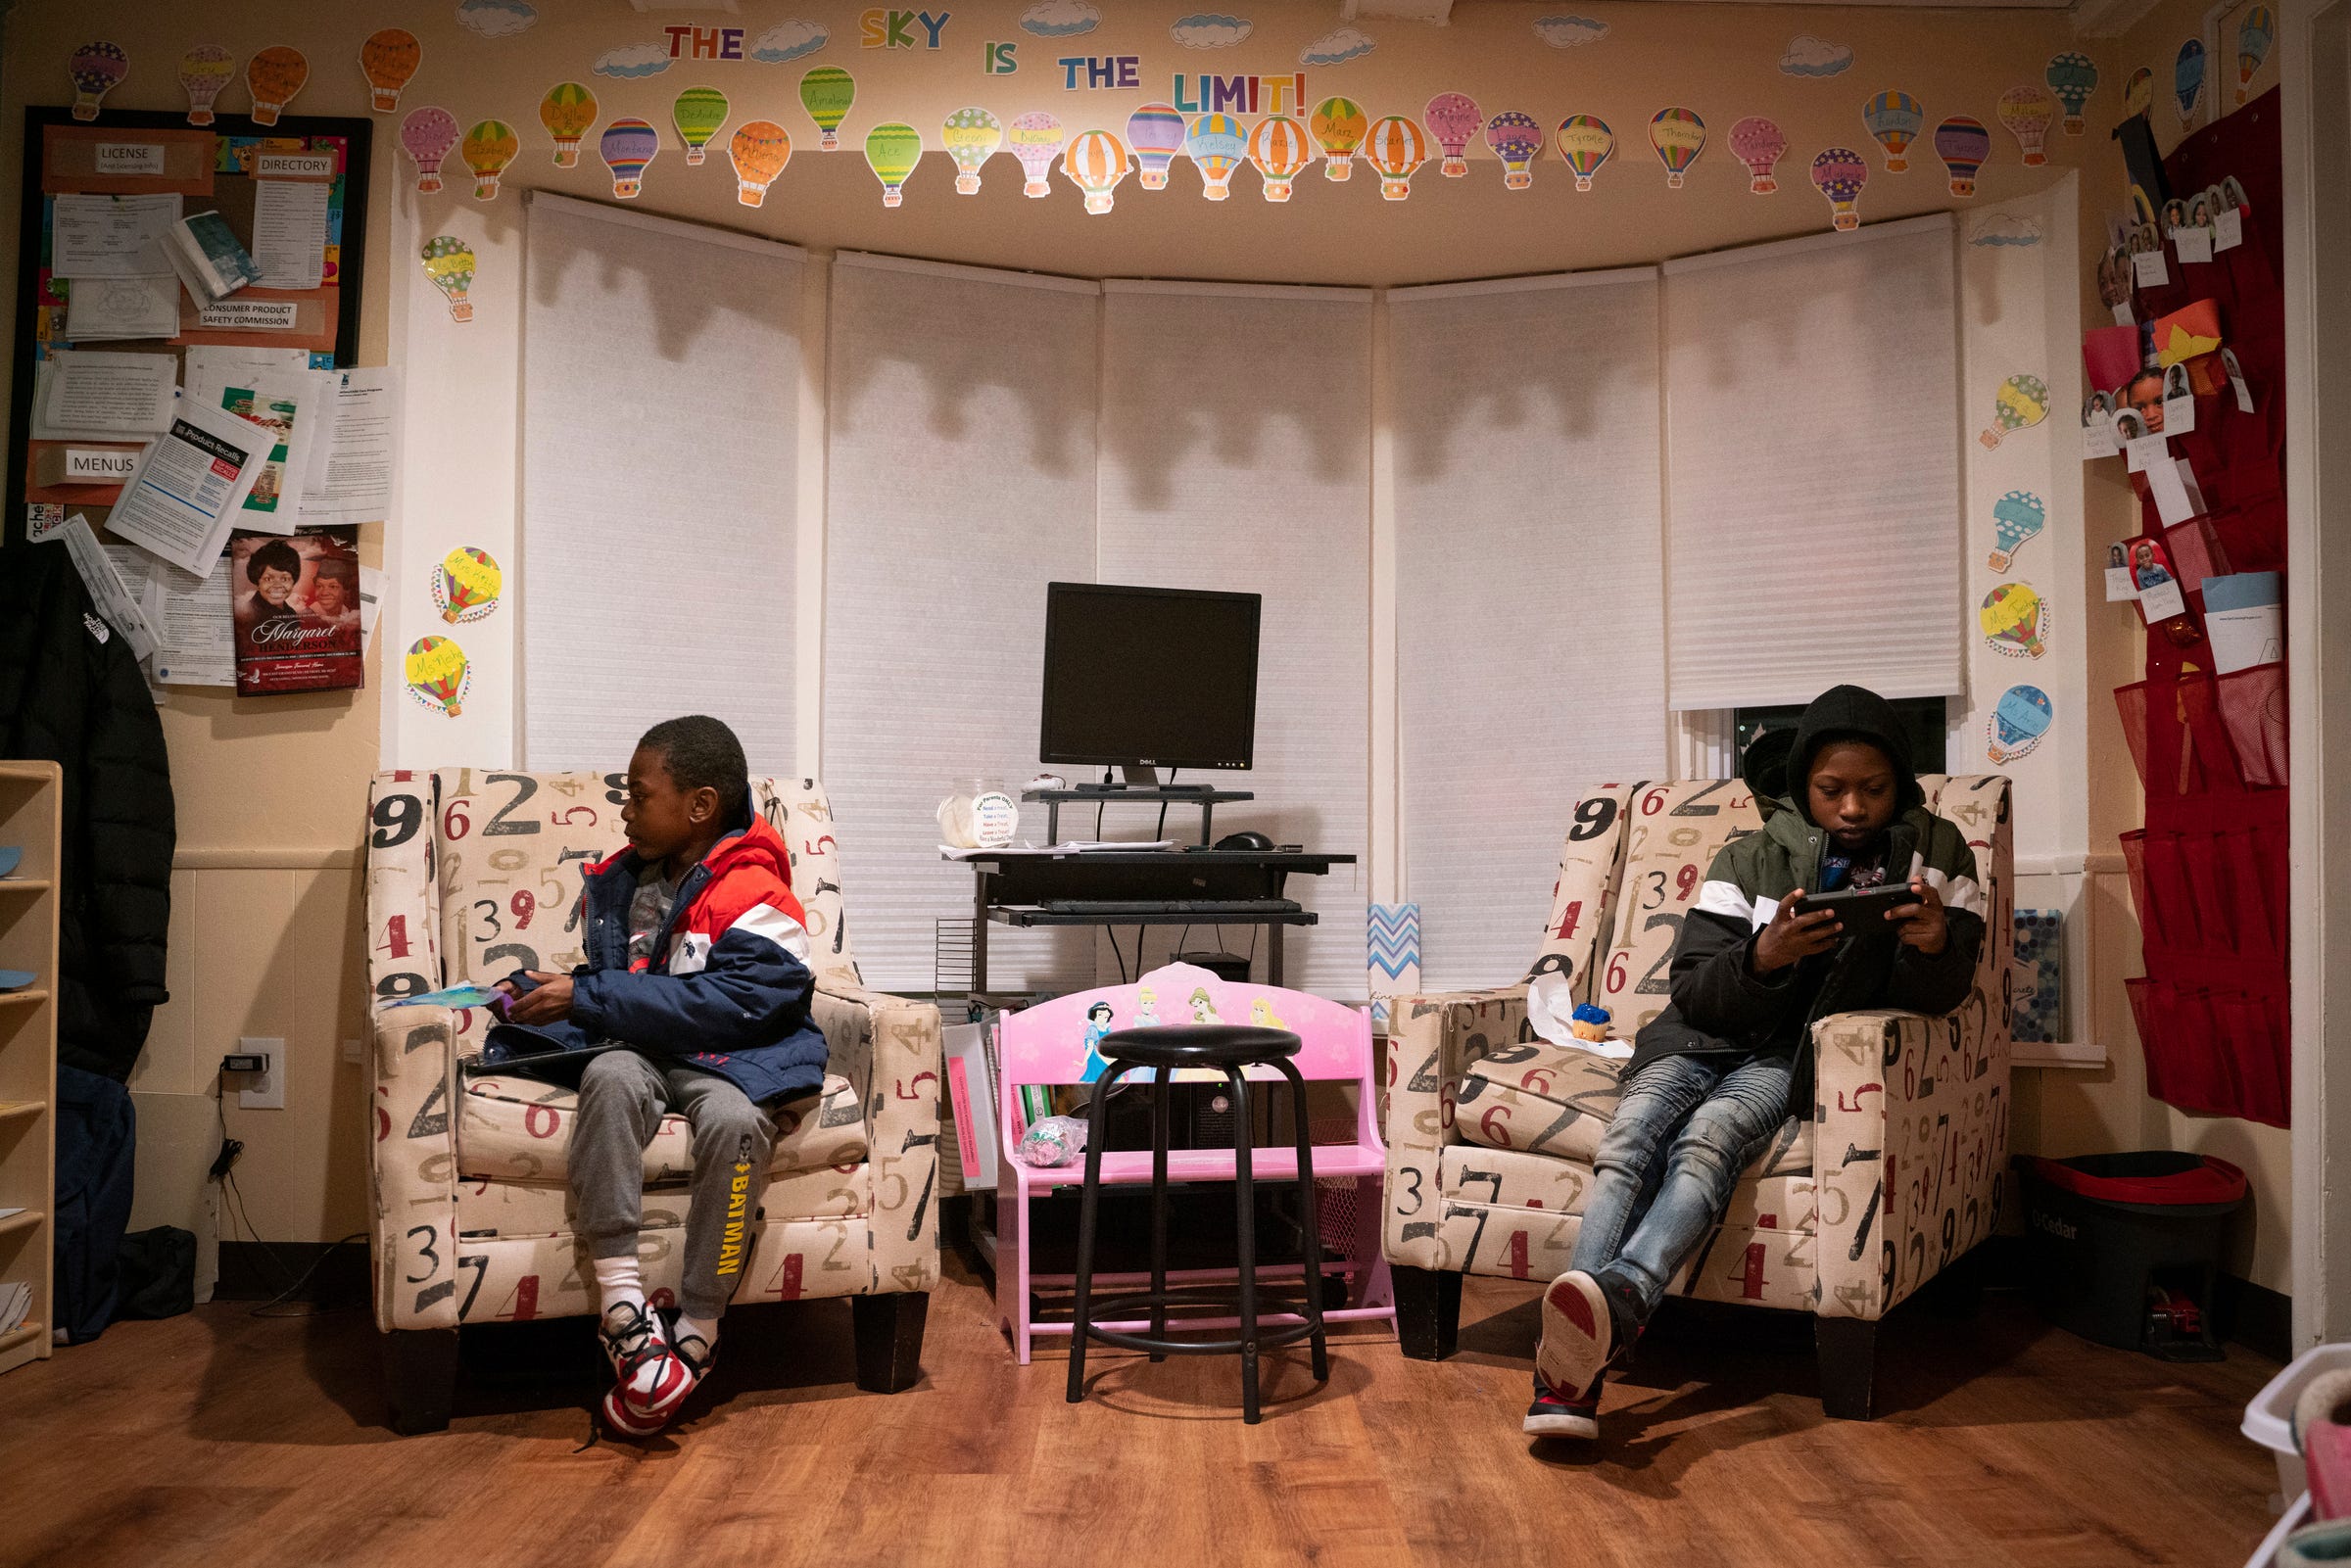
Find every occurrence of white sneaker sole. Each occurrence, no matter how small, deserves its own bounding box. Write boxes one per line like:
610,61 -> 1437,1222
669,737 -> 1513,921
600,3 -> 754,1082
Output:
1536,1270 -> 1614,1397
1523,1409 -> 1600,1440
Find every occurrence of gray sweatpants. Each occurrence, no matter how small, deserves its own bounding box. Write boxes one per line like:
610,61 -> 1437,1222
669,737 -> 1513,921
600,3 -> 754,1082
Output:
570,1050 -> 776,1320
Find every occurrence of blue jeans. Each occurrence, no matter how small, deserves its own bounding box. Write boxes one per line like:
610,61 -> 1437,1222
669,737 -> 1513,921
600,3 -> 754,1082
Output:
1567,1052 -> 1794,1331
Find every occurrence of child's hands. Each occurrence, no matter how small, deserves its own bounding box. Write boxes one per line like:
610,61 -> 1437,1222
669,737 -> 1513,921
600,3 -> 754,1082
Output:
1887,879 -> 1949,955
505,971 -> 575,1024
1751,890 -> 1843,974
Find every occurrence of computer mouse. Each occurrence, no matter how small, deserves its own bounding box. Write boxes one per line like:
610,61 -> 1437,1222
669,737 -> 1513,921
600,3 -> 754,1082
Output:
1214,830 -> 1274,852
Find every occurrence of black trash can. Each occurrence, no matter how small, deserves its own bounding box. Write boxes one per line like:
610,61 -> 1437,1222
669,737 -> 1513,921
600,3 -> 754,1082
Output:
2018,1152 -> 2248,1361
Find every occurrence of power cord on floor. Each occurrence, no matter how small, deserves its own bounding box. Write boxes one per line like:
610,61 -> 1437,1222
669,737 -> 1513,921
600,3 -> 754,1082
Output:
216,1087 -> 366,1317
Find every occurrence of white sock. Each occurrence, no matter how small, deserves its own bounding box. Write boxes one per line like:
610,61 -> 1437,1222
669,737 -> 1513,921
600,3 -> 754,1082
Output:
674,1310 -> 720,1353
594,1255 -> 647,1323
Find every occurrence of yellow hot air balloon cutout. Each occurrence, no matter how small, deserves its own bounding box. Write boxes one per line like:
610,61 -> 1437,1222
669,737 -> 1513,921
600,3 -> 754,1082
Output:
1311,95 -> 1367,181
432,547 -> 503,625
420,235 -> 475,323
1979,583 -> 2048,659
461,119 -> 519,200
540,81 -> 598,169
360,28 -> 421,114
405,636 -> 470,717
1979,373 -> 2049,448
730,119 -> 792,208
246,44 -> 309,127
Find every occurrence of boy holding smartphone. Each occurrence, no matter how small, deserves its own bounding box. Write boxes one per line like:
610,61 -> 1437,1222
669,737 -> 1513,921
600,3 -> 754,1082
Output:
1525,685 -> 1984,1439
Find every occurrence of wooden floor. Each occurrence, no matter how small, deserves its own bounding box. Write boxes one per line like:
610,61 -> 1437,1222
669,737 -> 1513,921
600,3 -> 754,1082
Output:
0,1257 -> 2284,1568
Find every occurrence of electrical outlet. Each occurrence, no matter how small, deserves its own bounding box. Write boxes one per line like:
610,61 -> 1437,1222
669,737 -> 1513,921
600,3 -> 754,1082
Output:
235,1038 -> 285,1111
339,1037 -> 363,1067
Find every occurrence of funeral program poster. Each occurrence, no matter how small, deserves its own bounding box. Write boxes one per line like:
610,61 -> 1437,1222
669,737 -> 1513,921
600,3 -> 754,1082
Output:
229,527 -> 362,695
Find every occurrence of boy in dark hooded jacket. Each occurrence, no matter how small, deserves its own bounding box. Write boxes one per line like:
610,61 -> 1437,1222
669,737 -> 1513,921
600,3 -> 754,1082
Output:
1524,686 -> 1984,1439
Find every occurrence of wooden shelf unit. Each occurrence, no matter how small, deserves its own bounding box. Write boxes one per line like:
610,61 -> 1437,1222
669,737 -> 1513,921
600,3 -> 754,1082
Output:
0,760 -> 60,1375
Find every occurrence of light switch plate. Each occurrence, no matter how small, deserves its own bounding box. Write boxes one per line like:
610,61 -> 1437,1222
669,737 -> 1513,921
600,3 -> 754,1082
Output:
236,1038 -> 285,1111
339,1037 -> 363,1067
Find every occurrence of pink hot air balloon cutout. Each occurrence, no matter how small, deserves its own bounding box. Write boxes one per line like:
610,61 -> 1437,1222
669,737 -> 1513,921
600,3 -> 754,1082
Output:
1728,116 -> 1787,194
401,107 -> 461,196
1423,92 -> 1481,178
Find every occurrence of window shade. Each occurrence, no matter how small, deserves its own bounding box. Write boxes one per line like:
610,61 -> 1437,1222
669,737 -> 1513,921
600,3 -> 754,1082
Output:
823,254 -> 1101,993
1097,281 -> 1372,995
1389,270 -> 1669,990
1661,214 -> 1962,712
520,194 -> 803,772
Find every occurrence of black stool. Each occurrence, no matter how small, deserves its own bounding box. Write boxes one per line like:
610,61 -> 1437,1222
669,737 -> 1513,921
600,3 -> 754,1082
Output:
1065,1024 -> 1328,1424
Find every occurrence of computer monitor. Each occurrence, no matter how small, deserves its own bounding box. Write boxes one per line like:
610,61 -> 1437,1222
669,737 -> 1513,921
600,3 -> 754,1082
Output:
1038,582 -> 1261,785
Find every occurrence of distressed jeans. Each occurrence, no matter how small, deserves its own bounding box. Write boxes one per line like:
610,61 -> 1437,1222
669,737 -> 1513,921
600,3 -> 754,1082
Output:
570,1050 -> 776,1320
1567,1051 -> 1795,1332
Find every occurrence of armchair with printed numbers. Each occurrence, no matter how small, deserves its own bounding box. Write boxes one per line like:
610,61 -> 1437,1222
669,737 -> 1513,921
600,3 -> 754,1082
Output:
1380,776 -> 2013,1419
364,769 -> 940,1434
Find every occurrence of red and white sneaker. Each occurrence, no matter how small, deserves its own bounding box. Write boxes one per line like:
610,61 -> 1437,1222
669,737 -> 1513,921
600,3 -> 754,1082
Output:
1535,1269 -> 1614,1402
597,1301 -> 696,1437
1523,1370 -> 1602,1440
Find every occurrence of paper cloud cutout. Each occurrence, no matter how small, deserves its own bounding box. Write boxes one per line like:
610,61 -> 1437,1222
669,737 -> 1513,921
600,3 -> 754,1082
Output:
1780,34 -> 1855,77
750,21 -> 829,63
1970,214 -> 2044,247
1533,15 -> 1608,48
1020,1 -> 1100,37
1171,13 -> 1252,48
1301,25 -> 1375,65
457,0 -> 536,37
594,42 -> 672,79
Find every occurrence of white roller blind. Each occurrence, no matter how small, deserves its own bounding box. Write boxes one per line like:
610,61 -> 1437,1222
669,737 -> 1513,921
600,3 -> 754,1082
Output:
520,193 -> 802,772
1390,270 -> 1669,990
1097,281 -> 1371,994
823,253 -> 1100,993
1662,214 -> 1962,711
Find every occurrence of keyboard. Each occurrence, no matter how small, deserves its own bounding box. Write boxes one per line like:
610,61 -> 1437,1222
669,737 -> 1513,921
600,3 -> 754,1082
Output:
1038,898 -> 1302,916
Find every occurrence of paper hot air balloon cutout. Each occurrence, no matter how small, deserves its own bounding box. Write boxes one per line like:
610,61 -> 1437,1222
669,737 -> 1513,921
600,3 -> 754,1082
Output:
864,121 -> 923,208
942,108 -> 1003,195
1557,115 -> 1614,191
1312,96 -> 1367,181
1061,128 -> 1129,214
1934,117 -> 1991,198
2124,67 -> 2154,118
1484,111 -> 1542,190
1988,490 -> 2046,572
1185,113 -> 1246,201
1980,583 -> 2048,660
730,119 -> 792,207
1988,685 -> 2054,763
1810,147 -> 1868,231
2238,5 -> 2275,103
1648,108 -> 1705,188
68,41 -> 127,121
1009,112 -> 1066,197
1997,85 -> 2054,166
2046,51 -> 2098,134
600,118 -> 659,199
420,236 -> 475,323
401,108 -> 461,195
360,29 -> 421,114
405,636 -> 471,717
432,547 -> 504,625
462,119 -> 519,201
1979,373 -> 2049,448
1248,115 -> 1314,202
247,45 -> 310,127
1125,103 -> 1185,191
179,45 -> 234,127
1364,116 -> 1428,201
1424,93 -> 1480,177
801,66 -> 856,151
1728,116 -> 1786,194
541,83 -> 598,169
674,86 -> 730,166
1860,90 -> 1923,172
2175,39 -> 2207,120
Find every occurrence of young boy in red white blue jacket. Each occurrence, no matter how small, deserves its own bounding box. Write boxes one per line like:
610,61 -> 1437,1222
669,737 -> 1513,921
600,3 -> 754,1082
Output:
492,715 -> 826,1437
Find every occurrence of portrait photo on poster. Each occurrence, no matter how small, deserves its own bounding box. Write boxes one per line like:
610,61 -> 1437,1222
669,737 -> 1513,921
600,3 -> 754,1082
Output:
2126,534 -> 2188,622
229,527 -> 363,696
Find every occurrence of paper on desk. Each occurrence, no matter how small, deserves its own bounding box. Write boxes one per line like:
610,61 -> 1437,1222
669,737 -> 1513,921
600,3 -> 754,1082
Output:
52,194 -> 181,278
107,395 -> 271,575
64,274 -> 180,341
40,350 -> 177,435
937,839 -> 1179,859
296,367 -> 400,528
60,514 -> 159,661
250,179 -> 329,291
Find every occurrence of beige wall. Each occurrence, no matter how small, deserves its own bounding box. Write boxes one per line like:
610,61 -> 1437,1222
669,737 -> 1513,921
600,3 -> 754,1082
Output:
4,0 -> 2290,1295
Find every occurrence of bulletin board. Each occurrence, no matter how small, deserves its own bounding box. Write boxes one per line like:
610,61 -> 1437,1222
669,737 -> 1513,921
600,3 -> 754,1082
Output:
6,106 -> 372,541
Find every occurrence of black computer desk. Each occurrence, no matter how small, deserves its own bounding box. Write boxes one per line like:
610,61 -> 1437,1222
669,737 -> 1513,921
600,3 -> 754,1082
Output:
958,847 -> 1357,991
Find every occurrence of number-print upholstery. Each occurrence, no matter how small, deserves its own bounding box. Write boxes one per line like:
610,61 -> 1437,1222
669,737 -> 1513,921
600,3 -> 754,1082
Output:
365,769 -> 938,1335
1382,775 -> 2012,1324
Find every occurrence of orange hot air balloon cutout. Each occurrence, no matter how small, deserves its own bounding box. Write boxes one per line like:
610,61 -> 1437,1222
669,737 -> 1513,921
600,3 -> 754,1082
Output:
731,119 -> 792,208
247,45 -> 310,127
360,29 -> 421,114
